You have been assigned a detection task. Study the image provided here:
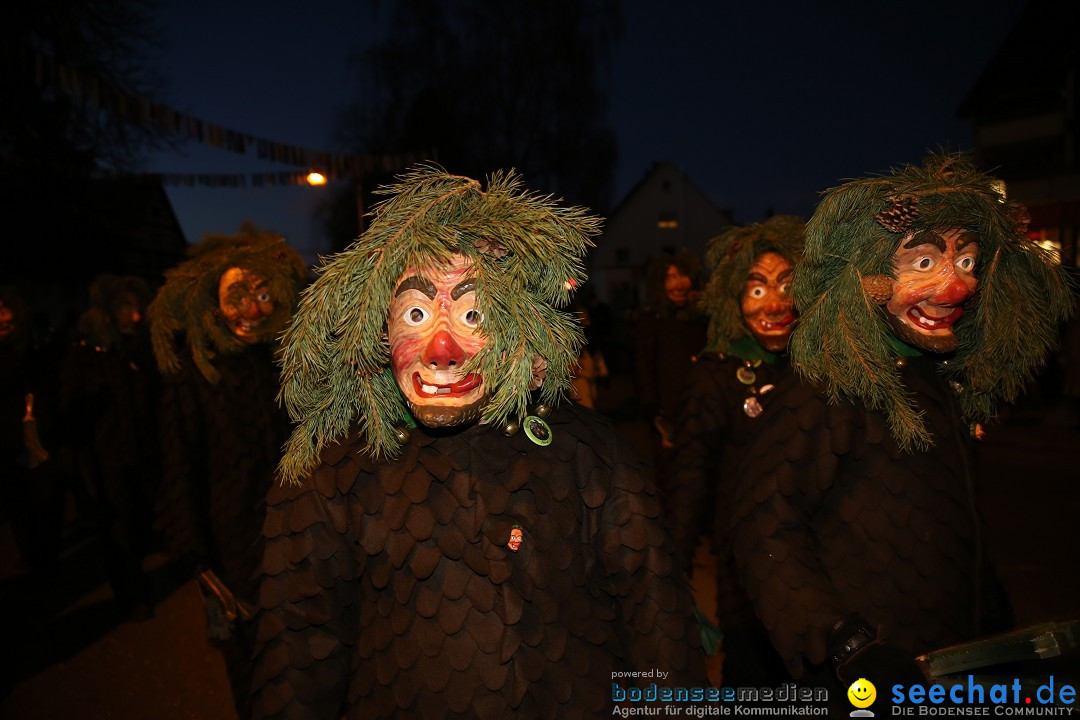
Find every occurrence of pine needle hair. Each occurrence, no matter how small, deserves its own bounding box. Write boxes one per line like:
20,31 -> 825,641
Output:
276,164 -> 601,486
147,223 -> 308,384
701,215 -> 805,355
792,153 -> 1074,451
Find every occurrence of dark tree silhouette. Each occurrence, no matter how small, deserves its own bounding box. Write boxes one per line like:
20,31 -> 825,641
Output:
322,0 -> 622,248
1,0 -> 173,285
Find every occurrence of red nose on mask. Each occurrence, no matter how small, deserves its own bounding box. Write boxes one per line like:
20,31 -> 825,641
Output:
422,329 -> 466,369
930,273 -> 974,306
764,297 -> 787,315
241,299 -> 264,320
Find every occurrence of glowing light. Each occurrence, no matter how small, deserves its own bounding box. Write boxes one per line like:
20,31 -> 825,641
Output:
990,179 -> 1007,201
306,171 -> 327,186
1027,229 -> 1062,264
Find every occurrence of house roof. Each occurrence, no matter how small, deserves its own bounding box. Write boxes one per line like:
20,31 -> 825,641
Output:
607,160 -> 729,222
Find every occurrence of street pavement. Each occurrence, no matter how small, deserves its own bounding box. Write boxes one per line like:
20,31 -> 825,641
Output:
1,372 -> 1077,719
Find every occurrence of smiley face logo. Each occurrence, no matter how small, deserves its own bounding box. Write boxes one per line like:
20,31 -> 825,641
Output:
847,678 -> 876,709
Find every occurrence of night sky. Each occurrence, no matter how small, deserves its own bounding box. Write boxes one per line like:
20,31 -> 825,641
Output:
147,0 -> 1028,262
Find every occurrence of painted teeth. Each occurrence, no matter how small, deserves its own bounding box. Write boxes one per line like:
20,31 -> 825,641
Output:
912,307 -> 948,328
422,383 -> 453,395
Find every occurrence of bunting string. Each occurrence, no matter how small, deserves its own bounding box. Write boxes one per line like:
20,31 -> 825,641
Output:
33,51 -> 429,184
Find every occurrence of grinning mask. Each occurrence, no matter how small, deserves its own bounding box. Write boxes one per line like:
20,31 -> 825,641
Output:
388,255 -> 488,427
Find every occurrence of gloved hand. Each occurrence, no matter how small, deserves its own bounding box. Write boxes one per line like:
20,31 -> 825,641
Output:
838,640 -> 927,686
829,613 -> 926,686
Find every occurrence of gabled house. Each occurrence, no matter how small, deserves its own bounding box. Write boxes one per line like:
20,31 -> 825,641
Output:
589,161 -> 733,315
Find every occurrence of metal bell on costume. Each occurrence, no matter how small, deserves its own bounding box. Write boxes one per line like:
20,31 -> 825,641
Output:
743,396 -> 764,418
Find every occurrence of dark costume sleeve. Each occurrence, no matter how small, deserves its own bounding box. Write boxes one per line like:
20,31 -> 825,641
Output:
251,445 -> 360,720
729,376 -> 854,678
155,362 -> 211,563
0,346 -> 25,465
666,357 -> 726,571
595,424 -> 707,686
633,310 -> 662,417
730,361 -> 982,680
58,344 -> 101,441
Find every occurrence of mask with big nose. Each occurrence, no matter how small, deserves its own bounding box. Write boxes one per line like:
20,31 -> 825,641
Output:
884,228 -> 979,354
389,255 -> 489,427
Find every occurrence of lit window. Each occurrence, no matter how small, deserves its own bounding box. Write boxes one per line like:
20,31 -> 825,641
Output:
1028,229 -> 1061,264
657,212 -> 678,230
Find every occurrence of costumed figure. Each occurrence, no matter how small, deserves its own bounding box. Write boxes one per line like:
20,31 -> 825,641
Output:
729,155 -> 1074,701
666,215 -> 805,688
147,224 -> 307,718
1,286 -> 65,576
60,274 -> 158,619
567,300 -> 608,409
633,249 -> 708,486
252,166 -> 708,719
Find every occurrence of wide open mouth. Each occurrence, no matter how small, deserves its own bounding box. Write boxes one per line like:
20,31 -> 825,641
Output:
411,372 -> 483,398
756,315 -> 795,332
906,304 -> 964,332
231,318 -> 266,336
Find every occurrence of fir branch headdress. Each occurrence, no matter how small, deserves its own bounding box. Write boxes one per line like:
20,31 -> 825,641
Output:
147,223 -> 308,384
701,215 -> 805,354
276,164 -> 601,485
792,153 -> 1074,450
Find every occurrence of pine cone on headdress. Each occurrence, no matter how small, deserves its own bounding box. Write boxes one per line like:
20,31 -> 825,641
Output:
861,274 -> 893,303
875,195 -> 920,233
1006,202 -> 1031,236
473,236 -> 508,258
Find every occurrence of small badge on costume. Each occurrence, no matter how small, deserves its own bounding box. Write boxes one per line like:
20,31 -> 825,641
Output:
737,366 -> 756,385
507,525 -> 524,552
743,396 -> 764,418
523,415 -> 552,446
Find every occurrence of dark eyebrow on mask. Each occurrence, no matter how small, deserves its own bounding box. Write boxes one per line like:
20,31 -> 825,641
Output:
451,279 -> 476,300
904,231 -> 946,252
394,276 -> 437,299
953,231 -> 978,249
